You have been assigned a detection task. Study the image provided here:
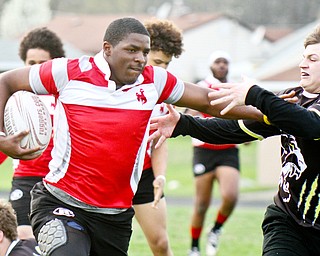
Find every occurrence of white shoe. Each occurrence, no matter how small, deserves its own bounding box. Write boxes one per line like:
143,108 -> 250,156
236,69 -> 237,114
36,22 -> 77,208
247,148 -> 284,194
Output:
188,247 -> 201,256
206,229 -> 221,256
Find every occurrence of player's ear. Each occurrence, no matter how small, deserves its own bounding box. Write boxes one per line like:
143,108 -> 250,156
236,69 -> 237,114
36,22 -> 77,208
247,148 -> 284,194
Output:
103,41 -> 112,57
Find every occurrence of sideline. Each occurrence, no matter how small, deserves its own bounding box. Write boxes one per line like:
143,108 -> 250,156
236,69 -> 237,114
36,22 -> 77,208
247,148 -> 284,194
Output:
0,189 -> 276,208
166,189 -> 275,208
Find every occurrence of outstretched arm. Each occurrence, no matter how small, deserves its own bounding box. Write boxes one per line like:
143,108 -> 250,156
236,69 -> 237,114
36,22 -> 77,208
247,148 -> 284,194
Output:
174,82 -> 263,121
210,81 -> 320,139
149,104 -> 260,148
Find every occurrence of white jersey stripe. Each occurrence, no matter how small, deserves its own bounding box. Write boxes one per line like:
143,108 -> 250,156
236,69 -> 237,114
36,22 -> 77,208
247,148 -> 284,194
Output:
47,100 -> 71,182
29,64 -> 48,95
130,121 -> 150,193
51,58 -> 69,92
60,80 -> 160,110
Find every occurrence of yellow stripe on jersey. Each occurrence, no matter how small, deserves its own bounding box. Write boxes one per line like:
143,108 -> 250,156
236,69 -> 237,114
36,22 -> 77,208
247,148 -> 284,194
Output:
263,115 -> 272,125
238,120 -> 265,141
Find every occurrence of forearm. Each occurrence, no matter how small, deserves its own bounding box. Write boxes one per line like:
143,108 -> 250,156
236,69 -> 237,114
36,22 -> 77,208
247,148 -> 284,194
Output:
151,139 -> 168,177
175,82 -> 263,121
246,85 -> 320,138
172,114 -> 255,144
206,104 -> 263,121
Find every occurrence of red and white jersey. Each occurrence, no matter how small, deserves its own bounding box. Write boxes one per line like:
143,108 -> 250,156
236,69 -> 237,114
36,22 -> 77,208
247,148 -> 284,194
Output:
143,103 -> 168,170
29,51 -> 184,208
13,95 -> 55,177
193,75 -> 236,150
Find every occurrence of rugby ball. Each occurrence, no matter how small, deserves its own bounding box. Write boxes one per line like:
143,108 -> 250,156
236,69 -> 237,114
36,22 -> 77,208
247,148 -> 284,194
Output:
4,91 -> 52,155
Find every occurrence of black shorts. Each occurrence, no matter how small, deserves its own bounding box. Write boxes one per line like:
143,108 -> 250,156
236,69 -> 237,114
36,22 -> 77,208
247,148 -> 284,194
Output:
262,204 -> 320,255
9,176 -> 43,225
132,168 -> 164,205
192,147 -> 239,177
30,182 -> 134,256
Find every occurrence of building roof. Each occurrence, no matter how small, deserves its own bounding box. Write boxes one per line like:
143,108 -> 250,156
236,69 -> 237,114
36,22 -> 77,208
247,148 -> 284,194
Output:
169,12 -> 243,31
253,20 -> 319,82
43,12 -> 304,85
263,26 -> 294,42
46,13 -> 152,54
45,12 -> 267,54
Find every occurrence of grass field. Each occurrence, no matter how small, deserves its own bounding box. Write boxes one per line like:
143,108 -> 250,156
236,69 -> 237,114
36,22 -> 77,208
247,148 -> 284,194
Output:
129,206 -> 265,256
128,137 -> 266,255
164,136 -> 261,197
0,157 -> 13,191
0,136 -> 268,255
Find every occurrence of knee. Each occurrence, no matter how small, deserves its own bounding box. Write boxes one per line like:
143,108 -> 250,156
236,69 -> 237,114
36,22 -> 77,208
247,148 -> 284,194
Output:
221,192 -> 238,207
150,235 -> 170,255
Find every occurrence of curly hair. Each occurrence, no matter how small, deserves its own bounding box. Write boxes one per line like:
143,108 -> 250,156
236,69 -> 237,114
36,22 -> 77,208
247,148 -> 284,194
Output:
0,200 -> 18,241
144,18 -> 183,58
19,27 -> 65,62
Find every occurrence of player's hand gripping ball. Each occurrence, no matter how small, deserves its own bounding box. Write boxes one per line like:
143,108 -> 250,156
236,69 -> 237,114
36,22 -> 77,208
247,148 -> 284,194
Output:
4,91 -> 52,155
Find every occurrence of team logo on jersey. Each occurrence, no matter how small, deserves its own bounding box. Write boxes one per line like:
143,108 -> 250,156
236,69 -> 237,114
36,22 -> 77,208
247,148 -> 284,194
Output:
53,207 -> 75,217
136,88 -> 147,104
9,189 -> 23,201
280,134 -> 306,203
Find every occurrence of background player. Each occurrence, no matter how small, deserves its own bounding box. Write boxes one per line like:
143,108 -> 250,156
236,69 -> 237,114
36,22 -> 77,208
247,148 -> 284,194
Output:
0,200 -> 40,255
132,18 -> 183,256
186,51 -> 240,256
6,27 -> 65,239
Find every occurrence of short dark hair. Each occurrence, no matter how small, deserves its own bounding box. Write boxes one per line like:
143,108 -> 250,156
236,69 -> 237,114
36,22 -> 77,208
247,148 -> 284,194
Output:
144,18 -> 183,58
19,27 -> 65,62
103,17 -> 149,46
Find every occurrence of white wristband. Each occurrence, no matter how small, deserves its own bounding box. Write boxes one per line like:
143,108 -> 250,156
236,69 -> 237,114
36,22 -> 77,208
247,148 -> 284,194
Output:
155,175 -> 166,183
0,131 -> 6,137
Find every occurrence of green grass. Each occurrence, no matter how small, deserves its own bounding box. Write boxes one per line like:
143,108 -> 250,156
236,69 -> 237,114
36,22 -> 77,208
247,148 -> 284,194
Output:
0,157 -> 13,191
165,136 -> 261,197
128,136 -> 266,255
129,206 -> 265,255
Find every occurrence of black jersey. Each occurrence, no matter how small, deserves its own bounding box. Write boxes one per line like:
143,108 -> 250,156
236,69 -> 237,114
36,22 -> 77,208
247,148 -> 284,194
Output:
173,85 -> 320,229
8,239 -> 39,256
